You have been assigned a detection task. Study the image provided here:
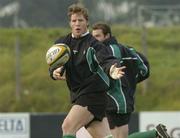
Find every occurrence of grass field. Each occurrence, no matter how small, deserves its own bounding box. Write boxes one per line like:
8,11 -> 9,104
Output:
0,26 -> 180,112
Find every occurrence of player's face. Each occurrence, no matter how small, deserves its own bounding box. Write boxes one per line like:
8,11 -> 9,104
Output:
92,29 -> 106,42
70,13 -> 88,38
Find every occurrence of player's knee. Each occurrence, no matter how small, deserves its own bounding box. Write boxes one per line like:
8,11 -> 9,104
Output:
62,119 -> 72,133
62,118 -> 80,134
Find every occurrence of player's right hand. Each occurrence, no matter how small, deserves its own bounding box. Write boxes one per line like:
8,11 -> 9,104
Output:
53,67 -> 66,80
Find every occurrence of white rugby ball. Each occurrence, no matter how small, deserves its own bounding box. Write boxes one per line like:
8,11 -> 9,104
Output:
46,43 -> 70,69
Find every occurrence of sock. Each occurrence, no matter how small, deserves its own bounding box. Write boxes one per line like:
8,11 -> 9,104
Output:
128,129 -> 157,138
63,135 -> 76,138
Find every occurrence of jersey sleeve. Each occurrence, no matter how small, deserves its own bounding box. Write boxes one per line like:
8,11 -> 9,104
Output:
128,47 -> 150,83
135,51 -> 150,83
91,42 -> 120,77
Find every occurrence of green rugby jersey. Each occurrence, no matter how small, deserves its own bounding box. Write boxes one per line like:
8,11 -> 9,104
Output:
103,37 -> 149,114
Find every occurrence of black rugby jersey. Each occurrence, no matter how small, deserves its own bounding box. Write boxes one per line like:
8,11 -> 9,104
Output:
50,33 -> 120,103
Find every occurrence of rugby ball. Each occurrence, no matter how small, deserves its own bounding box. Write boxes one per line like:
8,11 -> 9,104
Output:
46,43 -> 71,69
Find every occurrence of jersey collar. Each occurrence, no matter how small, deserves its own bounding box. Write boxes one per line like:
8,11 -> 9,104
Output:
72,31 -> 89,38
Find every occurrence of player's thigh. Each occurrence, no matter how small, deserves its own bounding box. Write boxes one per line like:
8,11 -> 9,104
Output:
63,105 -> 94,132
107,113 -> 131,138
111,125 -> 129,138
87,117 -> 111,138
75,93 -> 108,121
76,127 -> 92,138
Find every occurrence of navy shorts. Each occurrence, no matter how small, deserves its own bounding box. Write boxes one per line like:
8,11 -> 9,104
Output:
106,112 -> 131,129
74,92 -> 108,122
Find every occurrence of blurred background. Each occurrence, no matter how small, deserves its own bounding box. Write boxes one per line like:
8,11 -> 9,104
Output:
0,0 -> 180,138
1,0 -> 180,27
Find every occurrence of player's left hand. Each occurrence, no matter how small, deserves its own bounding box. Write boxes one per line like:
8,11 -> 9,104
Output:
109,63 -> 126,79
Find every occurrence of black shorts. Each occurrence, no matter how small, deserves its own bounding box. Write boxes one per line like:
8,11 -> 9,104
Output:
74,92 -> 108,121
106,112 -> 131,129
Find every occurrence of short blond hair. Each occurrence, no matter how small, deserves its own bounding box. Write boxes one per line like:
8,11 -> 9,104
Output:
68,3 -> 89,21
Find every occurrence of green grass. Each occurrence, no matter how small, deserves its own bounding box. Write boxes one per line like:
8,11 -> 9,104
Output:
0,26 -> 179,112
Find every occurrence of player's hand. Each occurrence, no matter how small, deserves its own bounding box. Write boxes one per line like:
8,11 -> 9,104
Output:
109,63 -> 126,79
53,67 -> 66,80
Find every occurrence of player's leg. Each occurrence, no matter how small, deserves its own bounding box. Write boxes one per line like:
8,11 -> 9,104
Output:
62,104 -> 94,138
106,112 -> 131,138
87,117 -> 113,138
110,124 -> 128,138
84,93 -> 113,138
62,93 -> 112,138
128,130 -> 157,138
128,124 -> 170,138
76,127 -> 92,138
